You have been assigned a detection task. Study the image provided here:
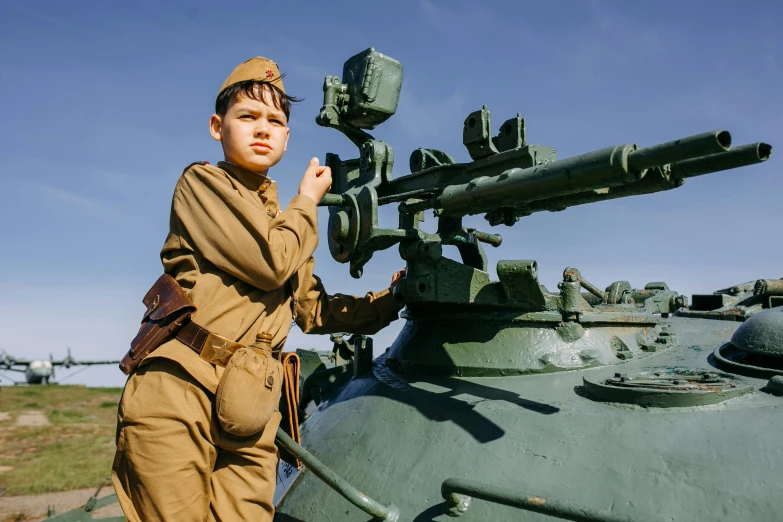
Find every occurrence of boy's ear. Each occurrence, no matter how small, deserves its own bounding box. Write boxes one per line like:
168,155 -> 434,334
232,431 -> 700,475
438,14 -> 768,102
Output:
209,114 -> 223,141
284,127 -> 290,152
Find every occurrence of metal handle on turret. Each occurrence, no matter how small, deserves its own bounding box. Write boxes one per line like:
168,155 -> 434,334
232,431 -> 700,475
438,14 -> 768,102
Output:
441,478 -> 657,522
466,229 -> 503,247
275,429 -> 400,521
319,194 -> 346,206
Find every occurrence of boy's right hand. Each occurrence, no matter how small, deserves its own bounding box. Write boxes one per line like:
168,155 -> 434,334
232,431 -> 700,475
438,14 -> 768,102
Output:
298,157 -> 332,205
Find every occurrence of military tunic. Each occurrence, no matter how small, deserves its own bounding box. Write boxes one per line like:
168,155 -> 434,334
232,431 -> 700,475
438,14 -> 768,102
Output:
112,161 -> 401,521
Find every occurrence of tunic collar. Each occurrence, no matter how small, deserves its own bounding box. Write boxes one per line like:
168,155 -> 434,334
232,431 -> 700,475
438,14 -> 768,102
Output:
218,161 -> 273,193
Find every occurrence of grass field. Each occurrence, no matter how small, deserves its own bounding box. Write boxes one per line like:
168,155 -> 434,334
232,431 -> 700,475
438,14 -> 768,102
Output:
0,385 -> 122,496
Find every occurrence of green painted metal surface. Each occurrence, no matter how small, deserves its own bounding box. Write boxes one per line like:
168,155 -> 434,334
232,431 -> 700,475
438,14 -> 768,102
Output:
277,316 -> 782,521
730,308 -> 783,357
45,480 -> 124,522
273,48 -> 779,521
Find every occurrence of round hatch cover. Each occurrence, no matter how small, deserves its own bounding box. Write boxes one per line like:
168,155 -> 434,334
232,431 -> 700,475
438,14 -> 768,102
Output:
730,307 -> 783,357
583,369 -> 752,407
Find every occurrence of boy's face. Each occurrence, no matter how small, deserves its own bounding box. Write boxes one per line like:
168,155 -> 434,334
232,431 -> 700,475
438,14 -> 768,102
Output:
209,87 -> 290,175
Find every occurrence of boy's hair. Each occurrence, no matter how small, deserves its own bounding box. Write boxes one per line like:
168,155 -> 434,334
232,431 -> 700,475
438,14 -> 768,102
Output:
215,79 -> 302,120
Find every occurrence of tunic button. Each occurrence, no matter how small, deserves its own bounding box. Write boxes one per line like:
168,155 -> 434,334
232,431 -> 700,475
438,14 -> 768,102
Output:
267,375 -> 275,386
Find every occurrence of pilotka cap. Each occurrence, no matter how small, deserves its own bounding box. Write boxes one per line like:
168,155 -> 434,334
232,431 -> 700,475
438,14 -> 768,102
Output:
219,57 -> 285,95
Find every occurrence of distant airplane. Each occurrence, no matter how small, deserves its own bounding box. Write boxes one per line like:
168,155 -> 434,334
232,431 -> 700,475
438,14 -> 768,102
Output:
0,348 -> 120,385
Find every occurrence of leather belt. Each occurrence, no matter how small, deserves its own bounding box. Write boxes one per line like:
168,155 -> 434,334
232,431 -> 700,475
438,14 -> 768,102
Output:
176,319 -> 211,356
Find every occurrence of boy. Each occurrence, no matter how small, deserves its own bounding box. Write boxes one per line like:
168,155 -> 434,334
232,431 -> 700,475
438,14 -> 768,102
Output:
112,57 -> 404,521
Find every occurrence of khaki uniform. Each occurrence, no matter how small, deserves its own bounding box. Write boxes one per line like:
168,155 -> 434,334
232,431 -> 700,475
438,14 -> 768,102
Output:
112,161 -> 401,521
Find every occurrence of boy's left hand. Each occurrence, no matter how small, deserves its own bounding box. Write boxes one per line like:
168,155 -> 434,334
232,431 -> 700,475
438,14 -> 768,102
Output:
390,268 -> 406,289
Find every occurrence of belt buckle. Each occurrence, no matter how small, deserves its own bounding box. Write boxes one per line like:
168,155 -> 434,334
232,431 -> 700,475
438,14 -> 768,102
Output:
199,332 -> 244,367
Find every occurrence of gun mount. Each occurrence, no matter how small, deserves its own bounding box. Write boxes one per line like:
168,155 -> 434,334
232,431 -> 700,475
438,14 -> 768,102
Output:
317,48 -> 770,285
313,47 -> 772,377
265,46 -> 783,522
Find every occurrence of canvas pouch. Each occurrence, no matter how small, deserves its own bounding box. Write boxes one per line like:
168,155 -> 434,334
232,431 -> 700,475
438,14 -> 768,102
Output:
216,344 -> 283,437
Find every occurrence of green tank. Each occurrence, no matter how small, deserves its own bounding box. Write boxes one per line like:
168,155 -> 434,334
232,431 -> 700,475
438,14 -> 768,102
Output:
273,48 -> 779,522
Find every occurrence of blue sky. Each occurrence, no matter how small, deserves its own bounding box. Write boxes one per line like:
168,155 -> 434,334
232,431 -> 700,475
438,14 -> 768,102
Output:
0,0 -> 780,387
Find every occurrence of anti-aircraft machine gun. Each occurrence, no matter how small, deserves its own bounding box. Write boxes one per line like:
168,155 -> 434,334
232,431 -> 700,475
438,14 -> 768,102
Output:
312,48 -> 770,372
269,48 -> 781,522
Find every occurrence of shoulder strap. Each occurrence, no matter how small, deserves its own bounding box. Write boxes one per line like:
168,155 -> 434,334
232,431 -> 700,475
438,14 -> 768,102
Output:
182,161 -> 210,174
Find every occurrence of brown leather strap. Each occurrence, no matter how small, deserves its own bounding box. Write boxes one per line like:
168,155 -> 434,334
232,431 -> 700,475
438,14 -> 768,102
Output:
176,319 -> 211,355
280,352 -> 302,469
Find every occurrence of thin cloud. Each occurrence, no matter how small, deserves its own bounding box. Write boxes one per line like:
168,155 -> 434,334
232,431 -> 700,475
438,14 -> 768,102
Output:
288,62 -> 331,83
257,35 -> 332,82
8,156 -> 155,197
4,4 -> 69,28
560,2 -> 668,82
418,0 -> 496,35
25,180 -> 120,217
0,63 -> 21,78
393,86 -> 466,141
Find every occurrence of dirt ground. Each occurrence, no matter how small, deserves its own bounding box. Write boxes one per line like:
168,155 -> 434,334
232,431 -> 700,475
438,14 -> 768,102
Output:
0,387 -> 126,520
13,412 -> 50,427
0,486 -> 124,521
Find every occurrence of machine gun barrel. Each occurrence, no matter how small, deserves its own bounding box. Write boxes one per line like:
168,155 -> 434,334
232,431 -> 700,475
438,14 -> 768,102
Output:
627,130 -> 730,170
435,130 -> 733,218
489,141 -> 771,223
671,142 -> 772,180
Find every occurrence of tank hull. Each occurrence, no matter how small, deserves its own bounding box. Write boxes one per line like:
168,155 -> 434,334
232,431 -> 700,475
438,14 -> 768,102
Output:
275,316 -> 782,521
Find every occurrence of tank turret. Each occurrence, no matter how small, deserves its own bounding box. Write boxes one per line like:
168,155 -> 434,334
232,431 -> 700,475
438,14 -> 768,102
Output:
273,48 -> 778,522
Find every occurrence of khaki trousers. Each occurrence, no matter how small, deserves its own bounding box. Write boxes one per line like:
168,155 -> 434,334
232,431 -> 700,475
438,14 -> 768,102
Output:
111,358 -> 280,522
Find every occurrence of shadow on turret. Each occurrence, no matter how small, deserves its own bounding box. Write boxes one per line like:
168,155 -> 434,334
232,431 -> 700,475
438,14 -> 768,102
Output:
312,355 -> 559,444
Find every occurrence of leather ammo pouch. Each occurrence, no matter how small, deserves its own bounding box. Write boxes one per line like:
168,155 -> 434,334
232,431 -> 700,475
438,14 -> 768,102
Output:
119,274 -> 196,375
277,352 -> 303,469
